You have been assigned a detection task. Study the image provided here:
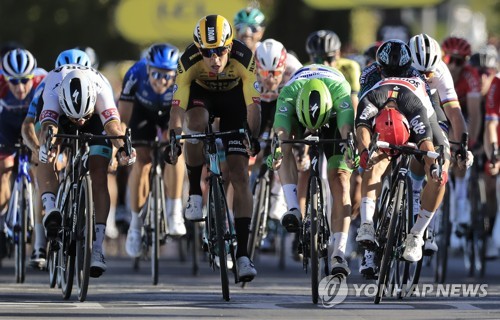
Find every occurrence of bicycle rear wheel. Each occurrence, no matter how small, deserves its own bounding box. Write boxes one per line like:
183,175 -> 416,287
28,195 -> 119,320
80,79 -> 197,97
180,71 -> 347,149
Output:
75,175 -> 93,302
48,240 -> 59,288
60,185 -> 75,300
211,179 -> 230,301
248,175 -> 268,262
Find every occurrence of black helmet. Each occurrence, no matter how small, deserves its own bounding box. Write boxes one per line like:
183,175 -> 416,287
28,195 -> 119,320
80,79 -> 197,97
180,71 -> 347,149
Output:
305,30 -> 341,56
376,39 -> 412,77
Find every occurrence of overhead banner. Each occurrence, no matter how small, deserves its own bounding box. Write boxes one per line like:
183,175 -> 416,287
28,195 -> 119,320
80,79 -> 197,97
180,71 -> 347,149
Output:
115,0 -> 249,45
302,0 -> 444,9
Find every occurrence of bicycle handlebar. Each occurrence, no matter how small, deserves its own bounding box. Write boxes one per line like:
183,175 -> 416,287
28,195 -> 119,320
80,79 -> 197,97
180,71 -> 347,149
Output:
376,141 -> 440,159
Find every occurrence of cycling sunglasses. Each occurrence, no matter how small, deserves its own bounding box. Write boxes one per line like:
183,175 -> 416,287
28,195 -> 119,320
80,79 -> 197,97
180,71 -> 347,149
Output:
235,23 -> 263,34
150,70 -> 175,81
6,74 -> 34,85
443,55 -> 465,66
199,46 -> 230,58
311,54 -> 336,64
258,69 -> 284,78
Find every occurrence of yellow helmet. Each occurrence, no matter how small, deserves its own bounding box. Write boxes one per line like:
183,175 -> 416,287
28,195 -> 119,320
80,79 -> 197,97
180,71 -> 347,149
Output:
193,15 -> 233,49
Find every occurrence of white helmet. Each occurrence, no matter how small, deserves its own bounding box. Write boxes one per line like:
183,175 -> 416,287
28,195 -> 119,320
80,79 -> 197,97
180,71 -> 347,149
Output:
409,33 -> 442,72
58,69 -> 96,119
255,39 -> 287,71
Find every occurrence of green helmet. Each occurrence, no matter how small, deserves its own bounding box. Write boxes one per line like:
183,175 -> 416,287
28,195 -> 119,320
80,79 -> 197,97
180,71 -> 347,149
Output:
296,79 -> 333,130
234,7 -> 265,26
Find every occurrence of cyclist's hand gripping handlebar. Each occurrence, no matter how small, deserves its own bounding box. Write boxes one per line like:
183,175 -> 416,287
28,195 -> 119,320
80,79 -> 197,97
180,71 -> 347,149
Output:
165,129 -> 182,165
266,133 -> 283,171
39,126 -> 56,164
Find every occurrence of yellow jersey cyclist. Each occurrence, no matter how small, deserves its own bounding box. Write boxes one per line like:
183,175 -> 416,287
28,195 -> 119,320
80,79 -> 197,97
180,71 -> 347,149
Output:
268,64 -> 356,276
166,15 -> 260,282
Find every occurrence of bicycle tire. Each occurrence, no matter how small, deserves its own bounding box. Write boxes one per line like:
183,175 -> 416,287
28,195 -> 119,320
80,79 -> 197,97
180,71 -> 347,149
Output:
435,182 -> 450,283
248,176 -> 268,262
14,180 -> 26,283
60,179 -> 75,300
375,179 -> 404,304
48,241 -> 59,288
151,174 -> 161,285
211,179 -> 230,301
309,176 -> 320,304
76,175 -> 93,302
278,224 -> 286,270
191,221 -> 200,276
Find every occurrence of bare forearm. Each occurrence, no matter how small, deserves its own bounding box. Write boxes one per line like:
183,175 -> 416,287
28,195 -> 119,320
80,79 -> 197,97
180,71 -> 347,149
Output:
247,102 -> 261,137
356,126 -> 371,151
484,121 -> 498,159
168,106 -> 185,136
445,106 -> 468,143
104,120 -> 126,149
21,120 -> 39,153
467,96 -> 482,144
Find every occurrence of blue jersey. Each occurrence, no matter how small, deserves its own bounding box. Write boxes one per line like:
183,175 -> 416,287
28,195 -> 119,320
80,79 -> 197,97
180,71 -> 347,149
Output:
119,59 -> 174,113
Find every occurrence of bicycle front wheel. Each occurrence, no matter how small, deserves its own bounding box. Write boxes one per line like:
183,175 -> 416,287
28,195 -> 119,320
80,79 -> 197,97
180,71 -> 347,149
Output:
151,174 -> 162,285
248,176 -> 268,262
75,175 -> 93,302
308,176 -> 321,304
211,179 -> 230,301
14,180 -> 27,283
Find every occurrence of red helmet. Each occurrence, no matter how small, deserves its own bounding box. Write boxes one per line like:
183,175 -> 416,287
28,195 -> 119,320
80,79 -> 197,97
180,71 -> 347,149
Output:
441,36 -> 471,58
374,108 -> 410,155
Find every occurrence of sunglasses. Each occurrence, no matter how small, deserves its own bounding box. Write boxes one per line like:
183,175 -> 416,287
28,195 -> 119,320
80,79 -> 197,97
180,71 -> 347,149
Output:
199,46 -> 230,58
444,55 -> 465,66
311,55 -> 336,64
6,75 -> 34,85
258,69 -> 284,78
150,70 -> 175,81
235,23 -> 263,34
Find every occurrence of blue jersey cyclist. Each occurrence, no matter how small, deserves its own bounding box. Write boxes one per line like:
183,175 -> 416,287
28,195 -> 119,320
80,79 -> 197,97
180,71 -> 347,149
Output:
118,43 -> 187,259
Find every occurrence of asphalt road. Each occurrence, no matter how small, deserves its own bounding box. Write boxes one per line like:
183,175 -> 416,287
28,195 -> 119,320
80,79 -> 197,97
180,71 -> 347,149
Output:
1,234 -> 499,320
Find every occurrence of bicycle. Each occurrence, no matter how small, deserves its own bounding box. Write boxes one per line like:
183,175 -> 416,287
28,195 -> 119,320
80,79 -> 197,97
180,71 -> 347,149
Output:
45,127 -> 131,301
370,135 -> 441,304
2,141 -> 35,283
276,132 -> 355,304
130,138 -> 170,285
169,116 -> 246,301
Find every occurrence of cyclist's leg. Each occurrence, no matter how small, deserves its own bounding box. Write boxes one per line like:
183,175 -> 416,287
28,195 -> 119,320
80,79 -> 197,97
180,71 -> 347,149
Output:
29,165 -> 47,269
37,153 -> 60,239
484,162 -> 499,258
0,155 -> 14,262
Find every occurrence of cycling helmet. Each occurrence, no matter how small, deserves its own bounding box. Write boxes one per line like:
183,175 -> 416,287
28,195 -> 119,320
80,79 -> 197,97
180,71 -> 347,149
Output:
234,7 -> 265,26
441,36 -> 471,58
193,15 -> 233,49
75,46 -> 99,69
376,39 -> 412,77
296,79 -> 333,131
374,107 -> 410,155
408,33 -> 442,72
146,43 -> 179,70
58,70 -> 96,119
55,49 -> 91,68
469,44 -> 498,69
305,30 -> 341,55
255,39 -> 287,71
2,48 -> 36,77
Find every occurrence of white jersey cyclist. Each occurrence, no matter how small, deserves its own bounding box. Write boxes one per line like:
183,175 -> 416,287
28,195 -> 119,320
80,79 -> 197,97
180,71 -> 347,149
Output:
425,60 -> 459,108
40,64 -> 118,125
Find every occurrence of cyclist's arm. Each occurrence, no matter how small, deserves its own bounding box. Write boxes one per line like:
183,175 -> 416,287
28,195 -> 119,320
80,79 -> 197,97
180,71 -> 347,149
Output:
21,117 -> 39,155
118,100 -> 134,131
38,121 -> 58,148
239,57 -> 261,136
103,120 -> 127,149
466,93 -> 482,148
484,76 -> 500,159
330,81 -> 354,140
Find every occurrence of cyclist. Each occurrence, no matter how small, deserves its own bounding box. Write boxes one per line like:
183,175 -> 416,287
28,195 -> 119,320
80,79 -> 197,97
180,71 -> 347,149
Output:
234,7 -> 266,53
0,48 -> 46,264
363,41 -> 383,67
267,64 -> 356,276
119,43 -> 186,258
75,46 -> 99,69
441,36 -> 482,234
38,65 -> 136,278
356,40 -> 450,272
473,44 -> 499,258
407,33 -> 470,255
254,38 -> 303,251
21,48 -> 91,269
165,15 -> 260,282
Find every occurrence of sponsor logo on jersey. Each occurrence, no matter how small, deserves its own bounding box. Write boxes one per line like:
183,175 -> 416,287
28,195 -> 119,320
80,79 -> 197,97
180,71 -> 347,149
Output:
172,84 -> 178,93
253,81 -> 260,92
340,101 -> 350,109
252,97 -> 260,104
359,104 -> 378,121
101,108 -> 119,119
410,115 -> 426,135
39,110 -> 59,122
172,99 -> 180,107
278,105 -> 288,113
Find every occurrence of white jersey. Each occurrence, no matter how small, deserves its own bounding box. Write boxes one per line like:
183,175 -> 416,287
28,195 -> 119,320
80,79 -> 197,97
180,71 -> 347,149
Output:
40,64 -> 119,125
425,60 -> 458,105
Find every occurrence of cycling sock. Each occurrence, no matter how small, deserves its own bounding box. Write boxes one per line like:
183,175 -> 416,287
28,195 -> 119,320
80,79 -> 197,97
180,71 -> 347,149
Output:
235,217 -> 251,258
186,164 -> 203,195
168,198 -> 183,216
282,184 -> 299,211
93,224 -> 106,253
410,171 -> 425,192
34,223 -> 47,250
412,209 -> 434,236
41,192 -> 56,212
331,232 -> 348,259
166,198 -> 173,217
130,211 -> 142,229
360,197 -> 375,224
